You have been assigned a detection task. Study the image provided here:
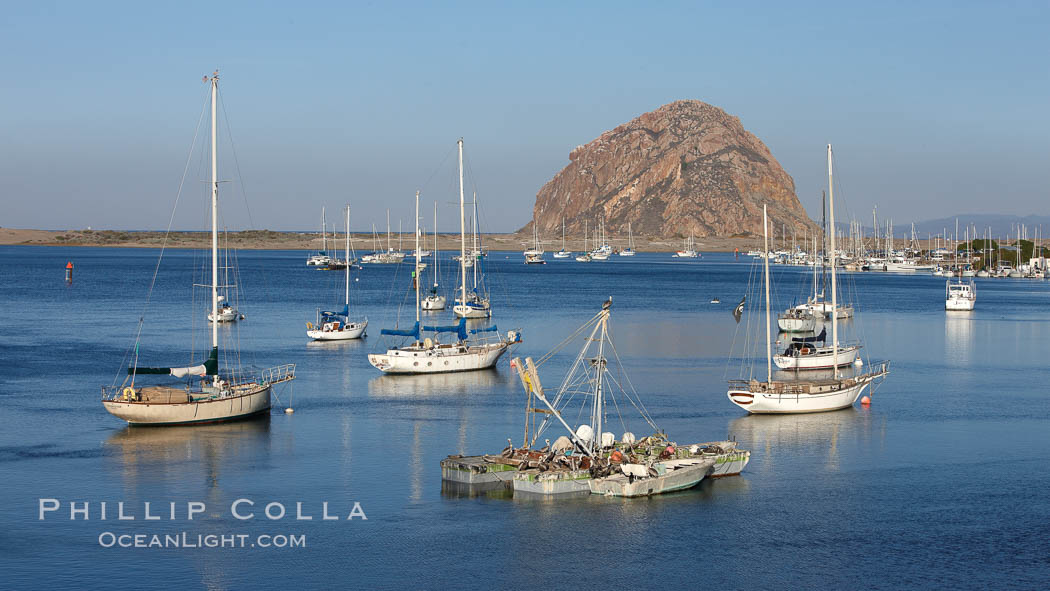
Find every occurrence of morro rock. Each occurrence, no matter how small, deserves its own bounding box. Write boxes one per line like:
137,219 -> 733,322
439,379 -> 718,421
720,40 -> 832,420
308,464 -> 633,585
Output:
522,100 -> 816,239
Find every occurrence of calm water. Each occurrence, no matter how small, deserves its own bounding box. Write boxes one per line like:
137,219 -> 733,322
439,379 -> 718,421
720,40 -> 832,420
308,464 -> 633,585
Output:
2,245 -> 1049,589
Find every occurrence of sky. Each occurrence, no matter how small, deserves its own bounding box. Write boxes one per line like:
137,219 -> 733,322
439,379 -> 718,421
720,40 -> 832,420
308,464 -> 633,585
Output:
1,0 -> 1047,233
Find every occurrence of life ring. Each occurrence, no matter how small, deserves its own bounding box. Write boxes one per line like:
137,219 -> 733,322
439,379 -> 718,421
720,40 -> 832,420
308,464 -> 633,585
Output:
123,387 -> 136,401
800,347 -> 811,355
306,322 -> 313,330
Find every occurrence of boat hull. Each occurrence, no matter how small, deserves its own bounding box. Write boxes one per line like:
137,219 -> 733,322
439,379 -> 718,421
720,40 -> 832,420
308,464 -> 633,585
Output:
727,379 -> 873,414
440,456 -> 518,486
945,297 -> 975,311
588,458 -> 715,497
421,296 -> 447,310
777,316 -> 816,332
307,320 -> 367,340
102,386 -> 271,425
368,343 -> 508,374
774,345 -> 859,370
512,470 -> 591,495
453,304 -> 491,318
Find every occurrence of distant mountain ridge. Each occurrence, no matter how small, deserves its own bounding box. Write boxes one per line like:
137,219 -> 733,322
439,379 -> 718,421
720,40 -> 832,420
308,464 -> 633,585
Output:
836,214 -> 1050,239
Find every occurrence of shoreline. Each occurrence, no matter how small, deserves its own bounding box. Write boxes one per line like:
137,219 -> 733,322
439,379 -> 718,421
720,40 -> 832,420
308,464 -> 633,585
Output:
0,227 -> 766,253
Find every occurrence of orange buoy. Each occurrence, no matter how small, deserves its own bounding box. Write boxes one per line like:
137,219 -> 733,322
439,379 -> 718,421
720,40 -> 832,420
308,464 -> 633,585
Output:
65,261 -> 74,282
860,396 -> 871,405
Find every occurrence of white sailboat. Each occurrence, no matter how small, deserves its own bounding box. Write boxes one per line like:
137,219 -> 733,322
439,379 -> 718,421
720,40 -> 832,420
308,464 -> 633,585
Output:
728,145 -> 888,414
307,205 -> 368,340
208,232 -> 243,323
102,72 -> 295,425
306,207 -> 332,266
524,225 -> 546,264
421,202 -> 447,310
453,146 -> 493,319
368,188 -> 519,374
619,222 -> 637,256
554,219 -> 572,258
673,234 -> 699,258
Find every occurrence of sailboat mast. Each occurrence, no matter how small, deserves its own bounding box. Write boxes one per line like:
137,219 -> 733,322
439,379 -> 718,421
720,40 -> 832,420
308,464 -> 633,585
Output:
433,202 -> 438,286
345,205 -> 350,307
209,72 -> 219,371
322,206 -> 327,255
763,204 -> 772,383
828,144 -> 839,377
458,139 -> 467,307
594,312 -> 607,454
472,192 -> 479,289
414,191 -> 420,324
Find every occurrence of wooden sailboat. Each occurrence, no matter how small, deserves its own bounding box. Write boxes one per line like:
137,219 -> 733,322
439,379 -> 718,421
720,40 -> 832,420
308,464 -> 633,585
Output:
307,204 -> 368,340
368,187 -> 519,374
728,145 -> 888,414
102,72 -> 295,425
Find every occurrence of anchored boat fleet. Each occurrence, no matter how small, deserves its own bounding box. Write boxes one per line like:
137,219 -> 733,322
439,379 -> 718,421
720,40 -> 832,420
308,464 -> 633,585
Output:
99,75 -> 913,502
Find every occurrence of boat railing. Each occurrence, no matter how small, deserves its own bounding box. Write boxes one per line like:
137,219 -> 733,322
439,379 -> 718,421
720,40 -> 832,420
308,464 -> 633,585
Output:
259,364 -> 296,385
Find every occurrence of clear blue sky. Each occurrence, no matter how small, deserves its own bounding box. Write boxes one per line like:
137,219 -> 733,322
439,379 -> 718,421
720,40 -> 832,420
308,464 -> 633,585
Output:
1,0 -> 1046,233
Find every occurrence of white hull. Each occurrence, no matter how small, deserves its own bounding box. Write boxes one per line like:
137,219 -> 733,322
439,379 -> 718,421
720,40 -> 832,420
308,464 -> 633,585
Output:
368,342 -> 508,374
946,297 -> 975,311
102,386 -> 270,425
553,251 -> 571,258
774,345 -> 859,370
207,309 -> 240,323
619,249 -> 636,257
307,319 -> 367,340
777,315 -> 816,333
421,295 -> 447,310
453,303 -> 491,318
727,376 -> 877,414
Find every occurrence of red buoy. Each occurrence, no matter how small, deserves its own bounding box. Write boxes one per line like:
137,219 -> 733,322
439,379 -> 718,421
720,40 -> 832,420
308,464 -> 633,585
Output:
860,396 -> 871,406
65,261 -> 74,283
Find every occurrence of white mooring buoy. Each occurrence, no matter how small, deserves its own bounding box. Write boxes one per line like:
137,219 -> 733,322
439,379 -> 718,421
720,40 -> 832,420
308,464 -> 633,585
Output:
285,407 -> 294,414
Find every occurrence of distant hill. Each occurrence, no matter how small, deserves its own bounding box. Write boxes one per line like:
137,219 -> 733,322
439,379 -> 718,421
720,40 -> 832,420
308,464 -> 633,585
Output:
520,100 -> 817,239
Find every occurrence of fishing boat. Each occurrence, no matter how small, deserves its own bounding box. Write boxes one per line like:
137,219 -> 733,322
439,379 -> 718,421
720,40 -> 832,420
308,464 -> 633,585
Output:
619,222 -> 637,256
421,202 -> 447,310
945,279 -> 976,311
502,300 -> 749,497
453,145 -> 493,319
101,72 -> 295,425
368,189 -> 519,374
728,146 -> 888,414
307,204 -> 368,340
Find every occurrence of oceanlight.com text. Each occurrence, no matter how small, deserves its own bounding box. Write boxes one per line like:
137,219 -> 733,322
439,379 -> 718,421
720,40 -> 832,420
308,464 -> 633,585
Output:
98,531 -> 306,549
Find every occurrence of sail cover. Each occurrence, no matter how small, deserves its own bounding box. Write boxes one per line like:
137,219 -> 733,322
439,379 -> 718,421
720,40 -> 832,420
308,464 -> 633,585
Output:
381,321 -> 420,339
791,327 -> 827,344
130,347 -> 218,377
423,318 -> 467,341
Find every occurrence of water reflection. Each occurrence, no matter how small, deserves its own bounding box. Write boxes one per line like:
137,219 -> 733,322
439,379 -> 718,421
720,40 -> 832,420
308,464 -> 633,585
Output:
944,312 -> 974,366
729,409 -> 883,474
366,368 -> 509,399
104,418 -> 272,490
